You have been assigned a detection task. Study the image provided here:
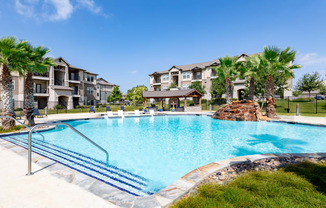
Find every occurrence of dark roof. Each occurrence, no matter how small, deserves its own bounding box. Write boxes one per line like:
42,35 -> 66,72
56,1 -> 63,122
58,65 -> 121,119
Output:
143,89 -> 203,98
150,52 -> 261,76
96,78 -> 115,86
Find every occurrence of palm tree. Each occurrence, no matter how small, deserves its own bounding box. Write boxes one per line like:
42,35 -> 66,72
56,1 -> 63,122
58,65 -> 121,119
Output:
21,43 -> 55,126
241,55 -> 261,101
0,37 -> 27,129
258,46 -> 301,118
213,56 -> 239,104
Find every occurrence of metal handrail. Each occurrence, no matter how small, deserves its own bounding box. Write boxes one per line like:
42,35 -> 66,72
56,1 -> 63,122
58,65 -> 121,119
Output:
27,122 -> 109,175
0,116 -> 45,141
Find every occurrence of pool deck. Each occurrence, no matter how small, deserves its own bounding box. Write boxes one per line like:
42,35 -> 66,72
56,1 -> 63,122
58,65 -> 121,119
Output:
0,145 -> 118,208
1,112 -> 325,208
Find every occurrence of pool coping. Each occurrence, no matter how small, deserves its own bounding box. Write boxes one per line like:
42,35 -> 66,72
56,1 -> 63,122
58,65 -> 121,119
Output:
1,115 -> 326,207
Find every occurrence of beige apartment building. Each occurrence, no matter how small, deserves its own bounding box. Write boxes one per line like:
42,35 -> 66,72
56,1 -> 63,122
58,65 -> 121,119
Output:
96,78 -> 115,104
0,57 -> 115,110
149,53 -> 293,100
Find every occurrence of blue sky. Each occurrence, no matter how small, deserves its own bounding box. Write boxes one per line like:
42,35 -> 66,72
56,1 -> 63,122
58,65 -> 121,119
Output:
0,0 -> 326,93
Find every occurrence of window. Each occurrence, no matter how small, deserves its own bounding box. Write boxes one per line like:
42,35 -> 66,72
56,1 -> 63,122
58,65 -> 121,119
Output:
183,84 -> 189,89
162,74 -> 169,82
183,72 -> 191,79
163,86 -> 168,91
97,85 -> 100,89
196,72 -> 201,79
11,80 -> 15,90
87,87 -> 94,95
87,75 -> 94,82
97,93 -> 99,96
36,84 -> 41,93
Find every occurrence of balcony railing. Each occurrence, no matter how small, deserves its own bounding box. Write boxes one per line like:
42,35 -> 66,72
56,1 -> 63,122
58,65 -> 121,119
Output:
69,75 -> 80,81
153,79 -> 161,84
33,72 -> 49,77
34,88 -> 48,94
73,89 -> 79,95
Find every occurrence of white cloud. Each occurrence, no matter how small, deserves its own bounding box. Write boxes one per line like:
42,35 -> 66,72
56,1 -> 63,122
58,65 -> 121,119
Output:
46,0 -> 74,21
14,0 -> 106,22
130,70 -> 137,74
296,53 -> 326,66
76,0 -> 101,14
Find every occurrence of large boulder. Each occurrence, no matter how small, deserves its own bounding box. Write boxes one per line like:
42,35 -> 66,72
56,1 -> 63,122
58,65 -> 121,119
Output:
211,100 -> 268,121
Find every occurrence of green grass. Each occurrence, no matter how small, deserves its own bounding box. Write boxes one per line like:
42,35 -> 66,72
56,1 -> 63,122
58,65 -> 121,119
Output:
275,99 -> 326,117
173,161 -> 326,208
0,125 -> 25,134
7,100 -> 326,117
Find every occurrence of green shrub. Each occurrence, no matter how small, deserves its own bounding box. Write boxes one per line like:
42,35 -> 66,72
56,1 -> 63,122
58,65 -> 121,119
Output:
14,108 -> 23,111
55,104 -> 62,109
210,98 -> 226,105
292,97 -> 315,102
201,99 -> 208,104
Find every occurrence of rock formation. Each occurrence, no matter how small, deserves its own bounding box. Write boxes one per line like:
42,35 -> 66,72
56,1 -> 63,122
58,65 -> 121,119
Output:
211,100 -> 268,121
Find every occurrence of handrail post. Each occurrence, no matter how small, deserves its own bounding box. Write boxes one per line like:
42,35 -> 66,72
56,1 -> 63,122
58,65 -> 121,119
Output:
26,122 -> 109,175
27,130 -> 33,175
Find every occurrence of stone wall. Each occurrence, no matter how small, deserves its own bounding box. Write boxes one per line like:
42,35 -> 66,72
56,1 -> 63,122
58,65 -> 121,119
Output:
203,155 -> 326,185
211,100 -> 265,121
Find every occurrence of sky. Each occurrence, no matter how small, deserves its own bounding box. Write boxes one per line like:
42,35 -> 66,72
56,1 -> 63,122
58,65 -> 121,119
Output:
0,0 -> 326,93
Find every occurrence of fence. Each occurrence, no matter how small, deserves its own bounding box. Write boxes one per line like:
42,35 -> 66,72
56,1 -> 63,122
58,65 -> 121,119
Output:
273,96 -> 326,115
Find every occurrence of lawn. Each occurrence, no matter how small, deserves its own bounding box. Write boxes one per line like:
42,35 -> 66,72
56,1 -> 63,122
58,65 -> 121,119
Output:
0,125 -> 25,134
173,161 -> 326,208
274,99 -> 326,117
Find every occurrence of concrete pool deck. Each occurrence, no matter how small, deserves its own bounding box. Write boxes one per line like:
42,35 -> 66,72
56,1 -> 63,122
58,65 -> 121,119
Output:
1,112 -> 325,207
0,145 -> 118,208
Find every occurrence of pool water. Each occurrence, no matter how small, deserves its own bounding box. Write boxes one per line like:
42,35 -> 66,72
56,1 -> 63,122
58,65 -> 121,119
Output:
3,116 -> 326,194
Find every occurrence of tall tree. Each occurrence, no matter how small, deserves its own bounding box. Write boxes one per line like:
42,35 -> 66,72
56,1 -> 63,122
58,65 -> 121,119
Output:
258,46 -> 301,118
107,86 -> 122,103
0,37 -> 27,129
210,76 -> 226,99
189,81 -> 206,95
212,56 -> 239,104
295,72 -> 323,98
241,55 -> 261,101
21,43 -> 56,126
126,85 -> 148,105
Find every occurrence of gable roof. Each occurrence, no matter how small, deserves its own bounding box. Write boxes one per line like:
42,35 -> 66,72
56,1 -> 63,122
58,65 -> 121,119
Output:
96,78 -> 115,86
149,52 -> 261,76
142,89 -> 203,98
54,57 -> 85,71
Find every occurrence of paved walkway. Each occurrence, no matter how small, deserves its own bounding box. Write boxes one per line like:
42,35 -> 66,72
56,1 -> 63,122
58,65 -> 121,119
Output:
276,115 -> 326,125
0,145 -> 117,208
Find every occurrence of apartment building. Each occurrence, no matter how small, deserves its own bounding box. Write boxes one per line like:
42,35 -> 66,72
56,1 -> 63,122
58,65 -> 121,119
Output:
149,53 -> 293,100
96,78 -> 115,104
0,57 -> 115,110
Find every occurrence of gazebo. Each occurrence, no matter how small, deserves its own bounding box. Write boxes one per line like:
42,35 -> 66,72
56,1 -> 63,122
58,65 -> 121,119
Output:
142,89 -> 203,112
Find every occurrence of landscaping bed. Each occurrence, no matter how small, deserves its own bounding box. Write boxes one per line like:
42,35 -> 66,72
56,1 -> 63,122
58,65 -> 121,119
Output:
173,160 -> 326,207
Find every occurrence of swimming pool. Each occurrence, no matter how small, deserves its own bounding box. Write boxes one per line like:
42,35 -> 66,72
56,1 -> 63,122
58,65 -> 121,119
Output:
1,116 -> 325,196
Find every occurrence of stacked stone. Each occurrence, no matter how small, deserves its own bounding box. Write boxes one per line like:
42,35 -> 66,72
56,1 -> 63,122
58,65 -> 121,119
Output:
204,157 -> 326,185
211,100 -> 265,121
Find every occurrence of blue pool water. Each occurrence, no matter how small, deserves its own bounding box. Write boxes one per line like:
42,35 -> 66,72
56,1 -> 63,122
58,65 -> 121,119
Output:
2,116 -> 326,195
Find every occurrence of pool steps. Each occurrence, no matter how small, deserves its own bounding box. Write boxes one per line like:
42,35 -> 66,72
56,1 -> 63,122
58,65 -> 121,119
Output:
1,135 -> 152,196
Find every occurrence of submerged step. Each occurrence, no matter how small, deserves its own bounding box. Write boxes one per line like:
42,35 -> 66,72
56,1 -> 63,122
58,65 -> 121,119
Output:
1,135 -> 152,196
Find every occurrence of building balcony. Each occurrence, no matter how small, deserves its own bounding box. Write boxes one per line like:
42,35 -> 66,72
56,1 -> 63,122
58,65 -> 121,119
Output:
153,82 -> 161,86
34,89 -> 49,97
33,72 -> 49,80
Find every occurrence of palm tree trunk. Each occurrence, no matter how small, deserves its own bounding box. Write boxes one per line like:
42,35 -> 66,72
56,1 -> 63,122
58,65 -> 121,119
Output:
265,74 -> 276,118
249,76 -> 255,101
1,64 -> 15,129
24,72 -> 35,126
226,78 -> 232,104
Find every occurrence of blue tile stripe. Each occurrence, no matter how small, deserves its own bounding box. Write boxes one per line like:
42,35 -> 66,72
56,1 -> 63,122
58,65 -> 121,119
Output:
11,136 -> 147,187
1,136 -> 153,196
1,137 -> 141,197
12,133 -> 149,182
